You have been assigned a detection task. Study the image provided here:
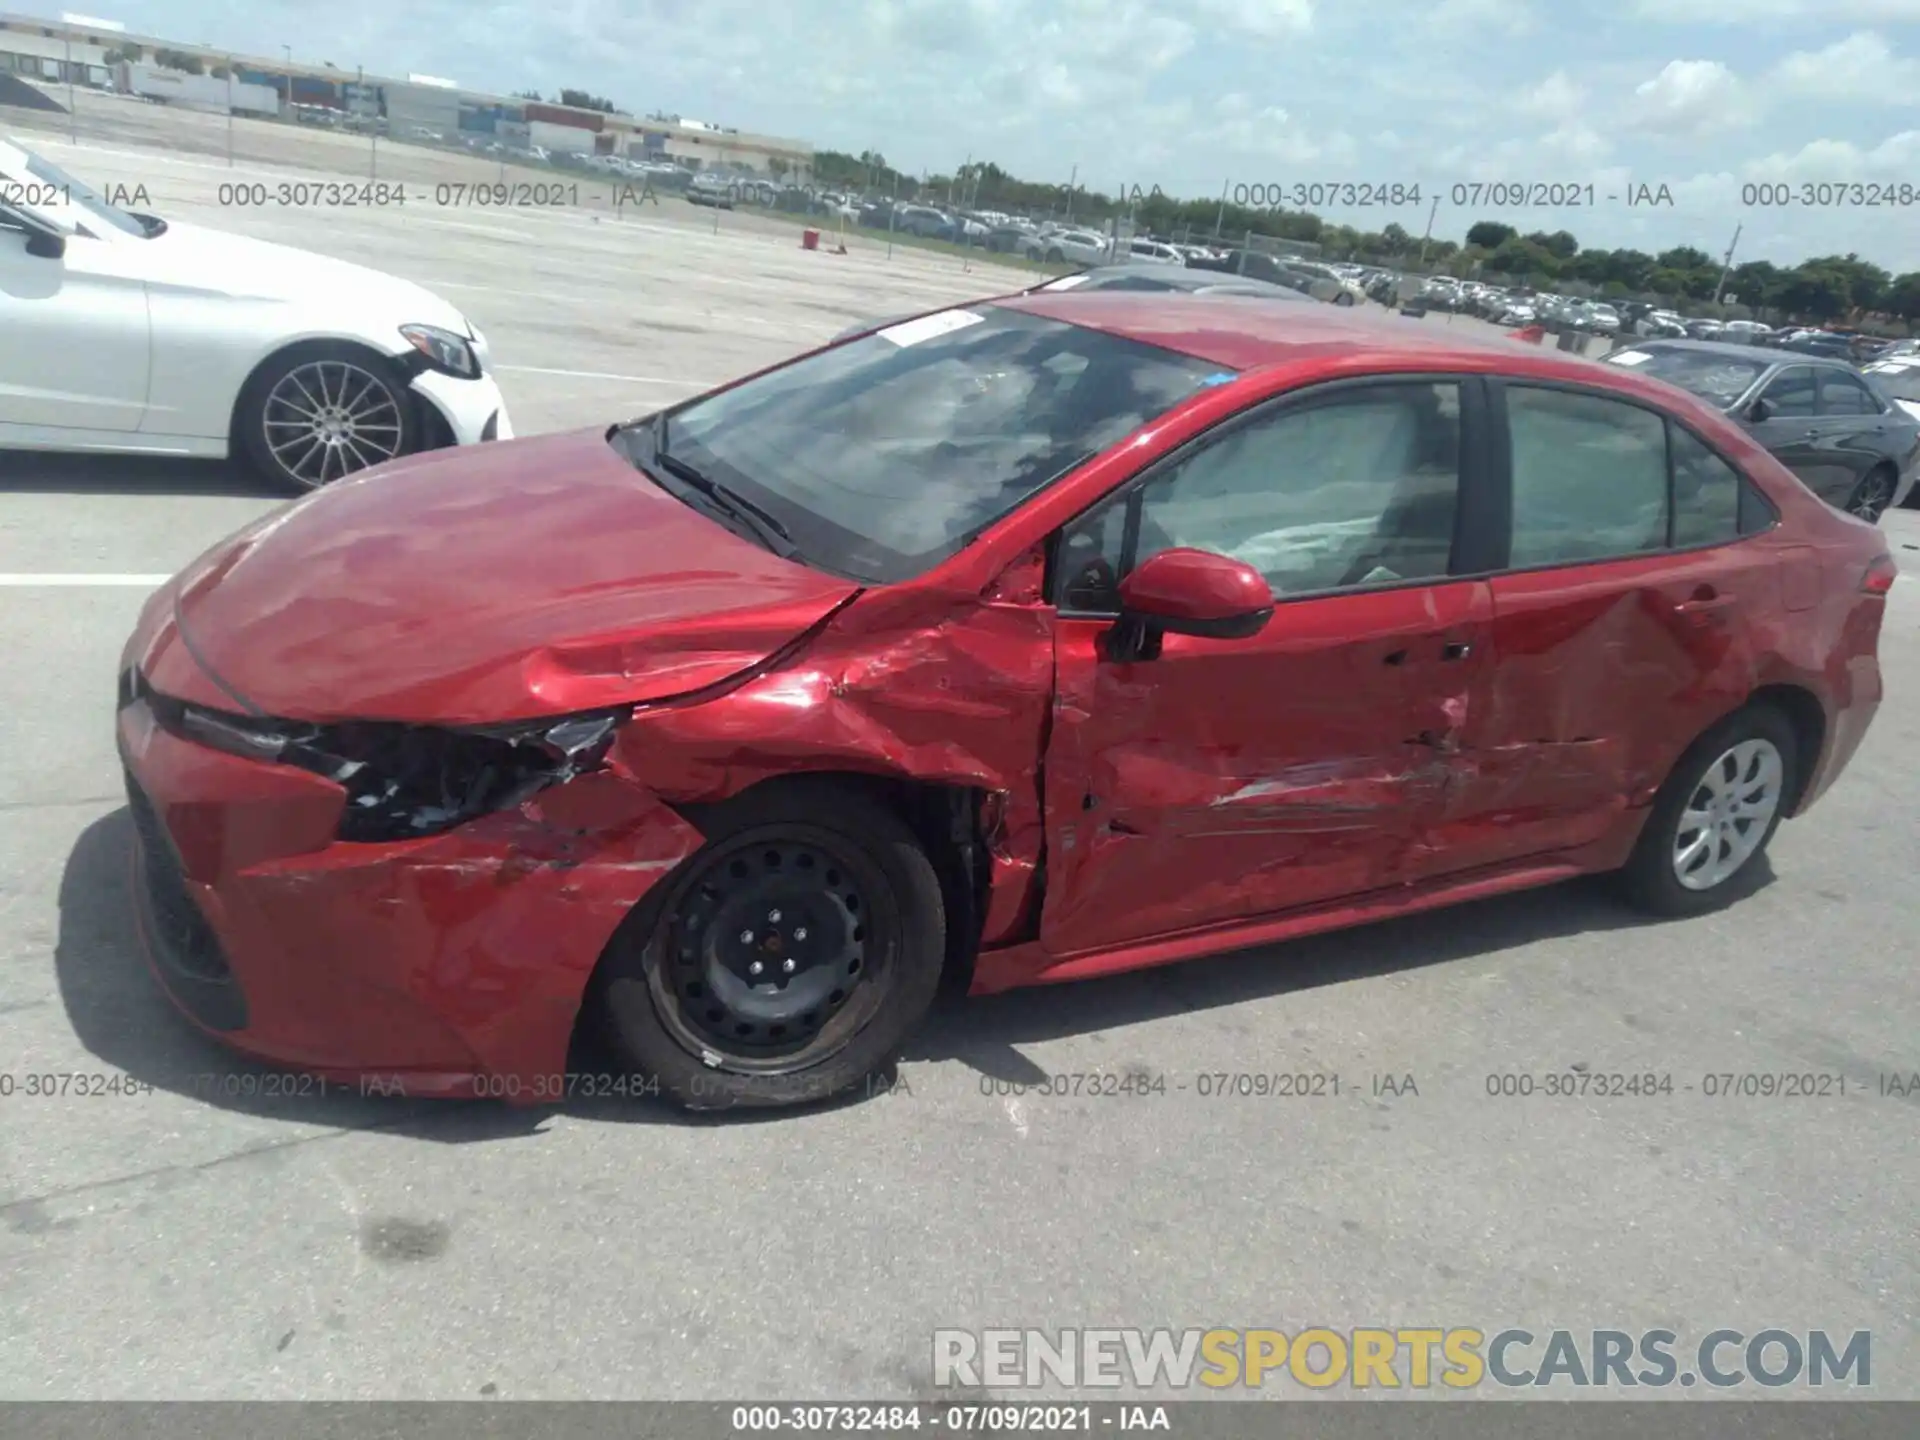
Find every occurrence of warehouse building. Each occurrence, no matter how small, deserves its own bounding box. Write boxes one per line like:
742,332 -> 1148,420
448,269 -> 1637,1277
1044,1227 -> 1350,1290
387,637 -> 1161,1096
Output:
0,9 -> 815,177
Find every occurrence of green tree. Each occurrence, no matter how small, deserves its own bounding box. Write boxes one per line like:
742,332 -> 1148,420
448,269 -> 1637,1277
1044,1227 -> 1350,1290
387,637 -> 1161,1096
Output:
152,47 -> 204,74
1526,229 -> 1579,261
1465,220 -> 1516,249
1885,272 -> 1920,322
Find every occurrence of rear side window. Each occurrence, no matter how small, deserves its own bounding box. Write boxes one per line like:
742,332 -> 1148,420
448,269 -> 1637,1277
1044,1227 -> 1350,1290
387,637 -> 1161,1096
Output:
1818,370 -> 1882,416
1506,388 -> 1668,566
1503,388 -> 1775,566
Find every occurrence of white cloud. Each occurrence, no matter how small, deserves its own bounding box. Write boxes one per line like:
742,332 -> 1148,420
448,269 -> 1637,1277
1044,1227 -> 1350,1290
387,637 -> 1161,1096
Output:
1516,69 -> 1586,122
1426,0 -> 1539,31
1624,59 -> 1757,138
1189,0 -> 1314,37
1768,32 -> 1920,99
1635,0 -> 1920,19
1743,128 -> 1920,180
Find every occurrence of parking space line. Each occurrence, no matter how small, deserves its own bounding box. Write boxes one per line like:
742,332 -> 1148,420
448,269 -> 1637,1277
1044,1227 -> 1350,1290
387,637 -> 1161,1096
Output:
0,575 -> 171,586
495,365 -> 708,386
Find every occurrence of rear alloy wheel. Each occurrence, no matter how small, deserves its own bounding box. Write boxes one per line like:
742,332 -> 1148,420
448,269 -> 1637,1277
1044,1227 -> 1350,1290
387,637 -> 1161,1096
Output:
1335,291 -> 1355,306
1619,705 -> 1798,917
240,343 -> 418,492
1842,466 -> 1897,524
600,783 -> 946,1110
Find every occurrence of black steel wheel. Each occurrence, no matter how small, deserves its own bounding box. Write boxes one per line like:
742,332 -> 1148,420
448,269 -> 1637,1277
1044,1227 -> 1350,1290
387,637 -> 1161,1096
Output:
653,834 -> 883,1063
599,781 -> 946,1110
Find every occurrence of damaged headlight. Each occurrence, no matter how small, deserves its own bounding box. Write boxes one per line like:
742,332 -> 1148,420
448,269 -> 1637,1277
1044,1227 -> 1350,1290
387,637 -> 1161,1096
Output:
163,699 -> 628,843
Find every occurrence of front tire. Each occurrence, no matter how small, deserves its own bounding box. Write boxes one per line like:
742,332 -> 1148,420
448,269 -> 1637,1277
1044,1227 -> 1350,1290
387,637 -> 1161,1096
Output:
239,342 -> 419,493
600,781 -> 947,1111
1618,705 -> 1798,918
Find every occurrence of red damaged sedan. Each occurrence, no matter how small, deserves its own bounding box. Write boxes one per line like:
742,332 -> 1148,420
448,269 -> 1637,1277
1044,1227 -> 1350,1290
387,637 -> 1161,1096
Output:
117,296 -> 1897,1109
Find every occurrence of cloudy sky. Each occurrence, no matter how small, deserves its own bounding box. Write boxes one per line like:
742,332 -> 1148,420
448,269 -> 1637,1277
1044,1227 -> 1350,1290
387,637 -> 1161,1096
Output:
59,0 -> 1920,271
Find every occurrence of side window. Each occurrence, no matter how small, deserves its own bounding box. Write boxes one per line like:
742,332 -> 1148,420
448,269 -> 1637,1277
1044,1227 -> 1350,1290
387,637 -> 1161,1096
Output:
1669,425 -> 1740,548
1760,367 -> 1818,417
1505,387 -> 1668,567
1055,382 -> 1462,606
1818,371 -> 1882,416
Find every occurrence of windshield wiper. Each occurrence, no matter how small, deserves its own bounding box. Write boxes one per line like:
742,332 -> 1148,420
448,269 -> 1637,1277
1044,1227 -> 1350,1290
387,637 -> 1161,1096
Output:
651,417 -> 800,559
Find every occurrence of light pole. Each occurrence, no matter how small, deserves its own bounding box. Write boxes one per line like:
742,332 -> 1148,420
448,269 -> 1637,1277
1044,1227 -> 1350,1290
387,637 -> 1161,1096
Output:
60,12 -> 126,142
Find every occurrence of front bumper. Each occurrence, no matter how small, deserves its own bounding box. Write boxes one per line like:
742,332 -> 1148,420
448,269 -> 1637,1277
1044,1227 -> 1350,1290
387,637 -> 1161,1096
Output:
115,640 -> 703,1101
409,367 -> 514,448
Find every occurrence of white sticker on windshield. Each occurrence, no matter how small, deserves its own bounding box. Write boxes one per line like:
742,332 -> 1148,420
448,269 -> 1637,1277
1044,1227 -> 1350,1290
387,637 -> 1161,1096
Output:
877,309 -> 987,347
1609,350 -> 1653,366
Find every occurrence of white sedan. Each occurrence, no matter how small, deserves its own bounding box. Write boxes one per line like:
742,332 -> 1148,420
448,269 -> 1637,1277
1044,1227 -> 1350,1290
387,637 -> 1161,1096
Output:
0,137 -> 511,490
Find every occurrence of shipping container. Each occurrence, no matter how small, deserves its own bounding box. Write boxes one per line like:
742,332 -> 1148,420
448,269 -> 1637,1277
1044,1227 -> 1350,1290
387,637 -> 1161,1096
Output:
524,101 -> 602,133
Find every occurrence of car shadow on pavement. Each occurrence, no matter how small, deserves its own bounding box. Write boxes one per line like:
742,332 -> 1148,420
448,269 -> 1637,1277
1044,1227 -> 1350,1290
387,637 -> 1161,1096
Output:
0,452 -> 278,497
905,872 -> 1759,1087
57,806 -> 1775,1135
55,808 -> 554,1144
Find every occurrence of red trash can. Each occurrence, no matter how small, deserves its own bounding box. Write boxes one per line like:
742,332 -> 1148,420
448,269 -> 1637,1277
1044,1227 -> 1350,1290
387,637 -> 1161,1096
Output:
801,228 -> 820,250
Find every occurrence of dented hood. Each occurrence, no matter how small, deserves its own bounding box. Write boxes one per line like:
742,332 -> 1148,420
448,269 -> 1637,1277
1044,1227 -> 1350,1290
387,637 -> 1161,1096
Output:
170,429 -> 860,724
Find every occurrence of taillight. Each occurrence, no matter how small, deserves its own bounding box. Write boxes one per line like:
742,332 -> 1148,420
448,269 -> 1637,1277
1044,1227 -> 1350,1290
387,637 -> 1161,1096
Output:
1862,554 -> 1898,595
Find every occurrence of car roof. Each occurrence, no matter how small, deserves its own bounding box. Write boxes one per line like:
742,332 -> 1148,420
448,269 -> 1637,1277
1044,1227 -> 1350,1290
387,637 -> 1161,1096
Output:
996,290 -> 1631,374
1054,265 -> 1300,296
1618,337 -> 1850,368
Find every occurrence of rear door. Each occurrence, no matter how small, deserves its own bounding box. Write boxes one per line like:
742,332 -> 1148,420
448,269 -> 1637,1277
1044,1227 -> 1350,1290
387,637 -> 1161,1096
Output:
1039,377 -> 1495,957
1815,367 -> 1898,511
1413,382 -> 1783,877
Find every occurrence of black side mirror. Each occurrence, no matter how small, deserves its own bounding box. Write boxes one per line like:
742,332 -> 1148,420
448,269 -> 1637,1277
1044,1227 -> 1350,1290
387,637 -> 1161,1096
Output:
24,229 -> 66,260
1745,397 -> 1774,423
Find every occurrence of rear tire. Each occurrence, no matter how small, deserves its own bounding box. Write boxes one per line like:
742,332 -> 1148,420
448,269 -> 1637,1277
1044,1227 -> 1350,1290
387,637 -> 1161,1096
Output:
1618,705 -> 1798,918
599,781 -> 946,1111
1842,465 -> 1897,524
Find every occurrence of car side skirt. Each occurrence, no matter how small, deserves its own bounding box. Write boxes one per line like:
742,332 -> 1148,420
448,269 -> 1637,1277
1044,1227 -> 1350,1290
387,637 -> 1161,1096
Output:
970,825 -> 1647,996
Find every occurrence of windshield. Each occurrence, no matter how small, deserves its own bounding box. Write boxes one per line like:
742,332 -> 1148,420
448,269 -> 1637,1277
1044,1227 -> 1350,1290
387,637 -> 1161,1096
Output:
1608,347 -> 1768,407
1865,365 -> 1920,403
5,145 -> 148,238
625,307 -> 1227,583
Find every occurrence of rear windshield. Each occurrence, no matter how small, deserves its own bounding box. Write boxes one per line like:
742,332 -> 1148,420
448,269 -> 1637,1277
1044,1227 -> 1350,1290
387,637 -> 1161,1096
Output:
1607,347 -> 1767,407
634,307 -> 1229,583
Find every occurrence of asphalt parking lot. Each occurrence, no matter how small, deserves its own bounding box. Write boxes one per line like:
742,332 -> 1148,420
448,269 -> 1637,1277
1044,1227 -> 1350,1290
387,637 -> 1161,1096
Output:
2,108 -> 1917,1402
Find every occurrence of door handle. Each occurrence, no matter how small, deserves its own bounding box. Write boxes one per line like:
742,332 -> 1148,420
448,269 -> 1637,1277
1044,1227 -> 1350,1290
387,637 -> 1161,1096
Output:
1674,586 -> 1735,616
1439,641 -> 1473,661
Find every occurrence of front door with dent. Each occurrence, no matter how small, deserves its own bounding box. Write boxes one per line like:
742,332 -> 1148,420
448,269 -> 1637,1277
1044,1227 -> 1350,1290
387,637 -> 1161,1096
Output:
1039,377 -> 1492,958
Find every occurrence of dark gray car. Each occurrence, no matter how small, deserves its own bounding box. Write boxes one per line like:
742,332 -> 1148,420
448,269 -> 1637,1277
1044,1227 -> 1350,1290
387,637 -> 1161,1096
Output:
1602,339 -> 1919,523
830,265 -> 1310,343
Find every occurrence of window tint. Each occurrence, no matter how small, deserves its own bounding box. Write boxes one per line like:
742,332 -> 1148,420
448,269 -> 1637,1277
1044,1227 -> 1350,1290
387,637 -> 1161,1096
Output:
1760,367 -> 1817,417
1506,388 -> 1668,566
1818,370 -> 1881,416
1057,382 -> 1462,605
1670,426 -> 1740,548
